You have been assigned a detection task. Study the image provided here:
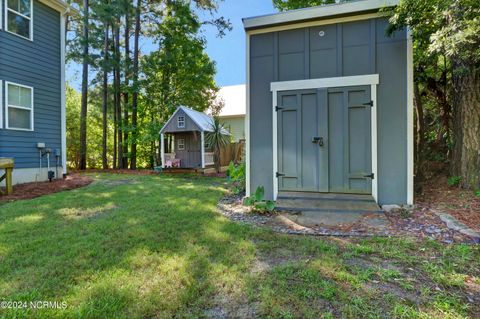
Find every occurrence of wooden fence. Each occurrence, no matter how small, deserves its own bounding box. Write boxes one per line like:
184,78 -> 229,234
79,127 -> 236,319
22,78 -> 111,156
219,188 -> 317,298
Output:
220,140 -> 245,167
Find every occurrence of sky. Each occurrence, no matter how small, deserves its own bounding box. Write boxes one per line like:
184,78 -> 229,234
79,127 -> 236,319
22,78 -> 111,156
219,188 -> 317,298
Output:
199,0 -> 276,86
67,0 -> 277,90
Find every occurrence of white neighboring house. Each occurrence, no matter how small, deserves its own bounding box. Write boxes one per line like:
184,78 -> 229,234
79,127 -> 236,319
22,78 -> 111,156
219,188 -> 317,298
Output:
214,85 -> 246,142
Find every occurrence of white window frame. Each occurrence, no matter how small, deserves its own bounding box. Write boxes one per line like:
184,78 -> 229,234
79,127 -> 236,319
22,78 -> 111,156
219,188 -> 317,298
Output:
177,138 -> 185,150
4,0 -> 34,41
177,116 -> 185,128
5,81 -> 34,131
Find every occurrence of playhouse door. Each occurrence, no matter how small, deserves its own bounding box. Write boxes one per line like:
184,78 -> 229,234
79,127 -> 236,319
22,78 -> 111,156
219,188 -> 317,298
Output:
277,86 -> 372,194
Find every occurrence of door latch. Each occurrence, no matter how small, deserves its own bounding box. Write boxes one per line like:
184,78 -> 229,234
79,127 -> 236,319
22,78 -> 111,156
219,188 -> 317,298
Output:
312,137 -> 324,147
276,172 -> 285,178
318,137 -> 324,147
364,173 -> 375,179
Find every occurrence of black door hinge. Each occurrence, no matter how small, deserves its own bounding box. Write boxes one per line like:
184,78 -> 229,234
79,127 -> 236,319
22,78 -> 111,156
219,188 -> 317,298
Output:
275,106 -> 284,112
363,101 -> 374,107
364,173 -> 375,179
276,172 -> 285,178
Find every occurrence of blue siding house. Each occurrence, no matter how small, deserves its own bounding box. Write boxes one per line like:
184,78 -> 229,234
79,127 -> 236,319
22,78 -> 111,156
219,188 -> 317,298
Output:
0,0 -> 70,184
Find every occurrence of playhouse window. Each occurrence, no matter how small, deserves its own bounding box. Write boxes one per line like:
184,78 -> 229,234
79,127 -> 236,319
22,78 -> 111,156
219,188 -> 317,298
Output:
177,116 -> 185,128
178,138 -> 185,150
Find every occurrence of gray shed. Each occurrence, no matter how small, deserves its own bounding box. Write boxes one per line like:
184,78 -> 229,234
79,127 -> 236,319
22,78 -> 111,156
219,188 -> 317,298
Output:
243,0 -> 413,205
160,106 -> 229,169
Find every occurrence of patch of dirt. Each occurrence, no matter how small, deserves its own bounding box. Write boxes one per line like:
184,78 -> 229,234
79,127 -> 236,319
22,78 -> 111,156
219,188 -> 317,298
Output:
383,208 -> 476,243
204,291 -> 259,319
0,173 -> 93,203
417,175 -> 480,233
99,179 -> 138,186
204,172 -> 227,178
365,281 -> 422,304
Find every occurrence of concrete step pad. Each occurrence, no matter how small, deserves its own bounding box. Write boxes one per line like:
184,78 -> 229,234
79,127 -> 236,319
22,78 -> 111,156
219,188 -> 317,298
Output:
278,191 -> 374,201
276,192 -> 382,214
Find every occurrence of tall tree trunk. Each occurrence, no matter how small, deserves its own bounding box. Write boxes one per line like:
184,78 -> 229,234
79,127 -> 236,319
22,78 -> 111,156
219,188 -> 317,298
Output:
102,24 -> 109,170
452,63 -> 480,190
414,82 -> 425,193
214,147 -> 220,173
112,24 -> 117,170
114,25 -> 123,169
123,9 -> 130,169
79,0 -> 89,170
113,84 -> 117,169
130,0 -> 141,169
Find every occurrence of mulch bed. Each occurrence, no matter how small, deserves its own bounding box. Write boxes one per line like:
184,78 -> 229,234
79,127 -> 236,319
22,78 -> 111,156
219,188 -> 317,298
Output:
82,169 -> 227,178
0,173 -> 93,203
417,175 -> 480,232
80,169 -> 159,176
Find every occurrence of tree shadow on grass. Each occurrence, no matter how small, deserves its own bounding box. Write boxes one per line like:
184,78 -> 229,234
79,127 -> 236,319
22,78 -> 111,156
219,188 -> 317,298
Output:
0,174 -> 259,318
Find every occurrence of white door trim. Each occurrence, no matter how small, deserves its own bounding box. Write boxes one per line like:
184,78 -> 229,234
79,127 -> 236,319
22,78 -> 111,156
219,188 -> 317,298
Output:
245,33 -> 251,196
271,74 -> 380,202
270,74 -> 379,92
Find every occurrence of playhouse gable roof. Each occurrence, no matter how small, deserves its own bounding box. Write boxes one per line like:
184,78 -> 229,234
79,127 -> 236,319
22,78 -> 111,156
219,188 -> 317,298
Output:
160,106 -> 229,135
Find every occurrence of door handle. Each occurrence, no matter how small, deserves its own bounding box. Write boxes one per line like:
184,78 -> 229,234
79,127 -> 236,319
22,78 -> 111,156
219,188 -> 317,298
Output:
318,137 -> 324,147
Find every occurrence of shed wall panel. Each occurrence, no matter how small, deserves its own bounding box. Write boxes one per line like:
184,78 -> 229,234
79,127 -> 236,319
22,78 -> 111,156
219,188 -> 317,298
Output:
249,43 -> 275,199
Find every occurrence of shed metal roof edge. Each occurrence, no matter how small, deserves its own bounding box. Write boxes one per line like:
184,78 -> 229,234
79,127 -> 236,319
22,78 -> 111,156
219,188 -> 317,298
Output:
242,0 -> 399,30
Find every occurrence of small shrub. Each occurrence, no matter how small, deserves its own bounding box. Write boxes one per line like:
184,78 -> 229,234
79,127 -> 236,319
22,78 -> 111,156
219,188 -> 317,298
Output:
475,189 -> 480,198
447,176 -> 462,187
226,161 -> 245,194
243,186 -> 275,213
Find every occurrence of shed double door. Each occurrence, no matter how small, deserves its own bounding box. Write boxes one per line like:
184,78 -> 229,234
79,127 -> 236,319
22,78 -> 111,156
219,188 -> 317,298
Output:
277,86 -> 372,194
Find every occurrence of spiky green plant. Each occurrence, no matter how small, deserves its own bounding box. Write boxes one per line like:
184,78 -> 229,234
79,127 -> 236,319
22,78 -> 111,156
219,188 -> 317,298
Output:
205,117 -> 230,173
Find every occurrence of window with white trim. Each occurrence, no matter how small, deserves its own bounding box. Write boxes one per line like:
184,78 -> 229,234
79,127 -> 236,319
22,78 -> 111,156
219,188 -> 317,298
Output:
6,82 -> 34,131
177,138 -> 185,150
177,116 -> 185,128
6,0 -> 32,40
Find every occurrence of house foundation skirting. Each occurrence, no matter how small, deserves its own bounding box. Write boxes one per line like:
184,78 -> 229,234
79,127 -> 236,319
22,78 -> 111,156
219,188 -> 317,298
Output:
0,167 -> 64,186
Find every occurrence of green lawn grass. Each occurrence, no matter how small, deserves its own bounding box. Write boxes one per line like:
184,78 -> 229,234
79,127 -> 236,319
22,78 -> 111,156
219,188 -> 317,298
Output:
0,173 -> 478,318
